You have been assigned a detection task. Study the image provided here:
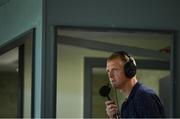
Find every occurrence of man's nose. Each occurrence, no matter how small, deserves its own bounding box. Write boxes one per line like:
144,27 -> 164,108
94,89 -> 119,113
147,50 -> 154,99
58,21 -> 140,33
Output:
109,71 -> 113,78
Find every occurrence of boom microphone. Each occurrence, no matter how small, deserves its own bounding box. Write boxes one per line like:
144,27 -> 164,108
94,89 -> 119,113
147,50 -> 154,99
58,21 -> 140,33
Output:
99,83 -> 111,100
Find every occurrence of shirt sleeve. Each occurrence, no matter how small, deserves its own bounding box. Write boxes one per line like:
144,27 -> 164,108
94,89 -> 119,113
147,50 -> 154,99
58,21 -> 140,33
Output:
134,93 -> 165,118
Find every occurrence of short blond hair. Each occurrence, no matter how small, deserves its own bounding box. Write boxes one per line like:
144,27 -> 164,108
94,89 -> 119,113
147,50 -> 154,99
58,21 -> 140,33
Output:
107,51 -> 131,64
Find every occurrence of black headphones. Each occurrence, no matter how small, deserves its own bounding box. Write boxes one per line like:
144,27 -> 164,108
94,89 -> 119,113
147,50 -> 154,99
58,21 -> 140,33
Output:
114,51 -> 137,78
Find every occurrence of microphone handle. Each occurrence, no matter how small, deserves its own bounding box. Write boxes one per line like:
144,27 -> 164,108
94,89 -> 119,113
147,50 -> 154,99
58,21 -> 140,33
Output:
107,95 -> 111,100
113,113 -> 120,119
106,96 -> 119,118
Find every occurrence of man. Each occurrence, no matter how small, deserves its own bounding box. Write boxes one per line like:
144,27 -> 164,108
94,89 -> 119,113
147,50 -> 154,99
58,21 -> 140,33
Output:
105,51 -> 165,118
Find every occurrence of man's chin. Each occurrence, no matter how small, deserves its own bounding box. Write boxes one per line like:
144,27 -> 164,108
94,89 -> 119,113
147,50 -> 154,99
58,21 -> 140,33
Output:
111,83 -> 122,89
111,83 -> 118,88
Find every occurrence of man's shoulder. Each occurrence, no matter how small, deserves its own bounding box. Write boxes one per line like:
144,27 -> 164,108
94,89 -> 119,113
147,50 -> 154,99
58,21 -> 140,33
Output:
131,84 -> 165,118
135,84 -> 157,99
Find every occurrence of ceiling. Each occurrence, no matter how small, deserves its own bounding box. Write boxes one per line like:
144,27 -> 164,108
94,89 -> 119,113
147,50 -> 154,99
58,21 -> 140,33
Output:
0,29 -> 172,72
58,29 -> 171,51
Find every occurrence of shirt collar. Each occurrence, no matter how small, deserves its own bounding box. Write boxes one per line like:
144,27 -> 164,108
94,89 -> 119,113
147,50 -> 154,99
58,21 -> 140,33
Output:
126,82 -> 141,102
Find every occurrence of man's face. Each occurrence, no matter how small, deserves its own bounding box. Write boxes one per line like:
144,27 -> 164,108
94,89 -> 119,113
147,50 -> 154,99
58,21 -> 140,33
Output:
106,58 -> 127,89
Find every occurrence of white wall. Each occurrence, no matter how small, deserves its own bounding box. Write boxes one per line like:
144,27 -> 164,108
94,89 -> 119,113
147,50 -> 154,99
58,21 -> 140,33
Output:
57,44 -> 110,117
23,38 -> 32,118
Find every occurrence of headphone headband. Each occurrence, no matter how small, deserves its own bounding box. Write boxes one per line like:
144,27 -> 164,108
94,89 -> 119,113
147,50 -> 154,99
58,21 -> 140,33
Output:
114,51 -> 132,62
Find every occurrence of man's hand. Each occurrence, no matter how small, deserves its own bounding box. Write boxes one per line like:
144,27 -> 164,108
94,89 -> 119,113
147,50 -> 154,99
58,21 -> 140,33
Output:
105,100 -> 118,118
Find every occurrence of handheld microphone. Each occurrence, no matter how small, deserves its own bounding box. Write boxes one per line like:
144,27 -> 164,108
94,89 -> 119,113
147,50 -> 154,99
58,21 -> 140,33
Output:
99,83 -> 120,118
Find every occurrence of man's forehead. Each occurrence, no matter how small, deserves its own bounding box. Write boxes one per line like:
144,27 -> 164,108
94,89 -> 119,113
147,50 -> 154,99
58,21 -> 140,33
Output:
106,58 -> 124,67
107,58 -> 124,64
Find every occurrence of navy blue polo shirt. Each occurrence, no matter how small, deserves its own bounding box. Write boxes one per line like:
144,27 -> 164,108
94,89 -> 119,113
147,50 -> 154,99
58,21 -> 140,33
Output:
120,82 -> 165,118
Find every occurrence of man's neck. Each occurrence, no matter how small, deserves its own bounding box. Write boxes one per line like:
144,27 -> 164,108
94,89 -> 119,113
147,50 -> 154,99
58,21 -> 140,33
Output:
121,77 -> 137,98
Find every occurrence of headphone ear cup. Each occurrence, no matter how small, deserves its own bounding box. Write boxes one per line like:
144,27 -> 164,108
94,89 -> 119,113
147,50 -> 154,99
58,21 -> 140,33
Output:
124,61 -> 136,78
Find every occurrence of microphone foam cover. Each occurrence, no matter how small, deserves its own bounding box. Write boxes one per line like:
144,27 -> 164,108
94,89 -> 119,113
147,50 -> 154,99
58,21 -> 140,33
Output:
99,85 -> 111,97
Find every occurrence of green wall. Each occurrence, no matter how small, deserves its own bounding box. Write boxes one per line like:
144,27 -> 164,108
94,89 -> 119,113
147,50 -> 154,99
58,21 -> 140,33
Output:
0,0 -> 43,117
47,0 -> 178,28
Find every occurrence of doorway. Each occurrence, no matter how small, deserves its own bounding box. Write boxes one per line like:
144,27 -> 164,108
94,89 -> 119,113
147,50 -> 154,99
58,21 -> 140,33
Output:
0,29 -> 34,118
